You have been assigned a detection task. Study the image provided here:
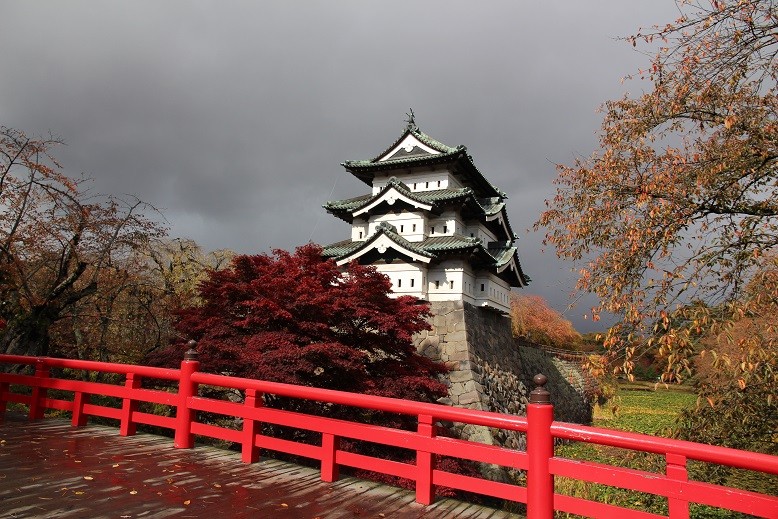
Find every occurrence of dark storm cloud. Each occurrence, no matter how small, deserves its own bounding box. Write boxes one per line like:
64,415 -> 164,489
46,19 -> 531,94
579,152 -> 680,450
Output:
0,1 -> 679,331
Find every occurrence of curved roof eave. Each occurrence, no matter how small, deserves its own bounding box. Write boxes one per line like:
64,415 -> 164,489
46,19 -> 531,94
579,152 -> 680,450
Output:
335,226 -> 434,266
484,206 -> 517,240
353,180 -> 433,217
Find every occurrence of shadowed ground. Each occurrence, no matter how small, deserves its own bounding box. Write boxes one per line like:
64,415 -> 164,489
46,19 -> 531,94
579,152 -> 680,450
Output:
0,414 -> 521,518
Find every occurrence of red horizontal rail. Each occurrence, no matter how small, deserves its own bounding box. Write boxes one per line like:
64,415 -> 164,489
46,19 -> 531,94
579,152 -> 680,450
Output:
551,421 -> 778,475
0,353 -> 776,519
191,371 -> 529,432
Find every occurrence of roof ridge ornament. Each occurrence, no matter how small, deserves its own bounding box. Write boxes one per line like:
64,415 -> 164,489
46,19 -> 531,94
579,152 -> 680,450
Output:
405,108 -> 417,131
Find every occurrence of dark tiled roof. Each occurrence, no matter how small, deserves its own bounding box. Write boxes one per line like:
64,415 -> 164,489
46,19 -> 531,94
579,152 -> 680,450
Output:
367,127 -> 459,164
321,239 -> 362,258
344,148 -> 462,170
322,230 -> 529,287
323,193 -> 373,212
324,180 -> 475,217
325,232 -> 483,262
478,197 -> 505,217
341,124 -> 506,199
422,235 -> 481,252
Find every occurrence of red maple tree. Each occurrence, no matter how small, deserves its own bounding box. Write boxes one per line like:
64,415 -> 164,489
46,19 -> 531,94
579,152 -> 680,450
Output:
151,243 -> 446,402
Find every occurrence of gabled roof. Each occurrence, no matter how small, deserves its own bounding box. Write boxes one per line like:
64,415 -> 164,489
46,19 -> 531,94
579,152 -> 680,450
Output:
323,183 -> 517,240
321,226 -> 530,287
323,177 -> 475,223
371,124 -> 458,162
328,222 -> 434,266
341,122 -> 506,199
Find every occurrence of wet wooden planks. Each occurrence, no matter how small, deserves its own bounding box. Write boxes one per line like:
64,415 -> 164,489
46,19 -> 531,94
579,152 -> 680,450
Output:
0,414 -> 521,518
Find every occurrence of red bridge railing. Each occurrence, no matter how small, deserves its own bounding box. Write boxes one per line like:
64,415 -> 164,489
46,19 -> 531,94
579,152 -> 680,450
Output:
0,351 -> 776,519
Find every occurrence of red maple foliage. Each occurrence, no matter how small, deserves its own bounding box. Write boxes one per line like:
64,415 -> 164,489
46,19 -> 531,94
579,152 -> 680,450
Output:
151,243 -> 445,402
147,244 -> 483,495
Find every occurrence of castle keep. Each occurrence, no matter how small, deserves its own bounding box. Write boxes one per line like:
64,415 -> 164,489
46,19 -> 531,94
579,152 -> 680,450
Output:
322,116 -> 529,313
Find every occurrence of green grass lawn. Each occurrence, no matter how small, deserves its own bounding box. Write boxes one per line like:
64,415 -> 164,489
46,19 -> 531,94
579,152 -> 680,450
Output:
592,381 -> 697,436
552,382 -> 754,518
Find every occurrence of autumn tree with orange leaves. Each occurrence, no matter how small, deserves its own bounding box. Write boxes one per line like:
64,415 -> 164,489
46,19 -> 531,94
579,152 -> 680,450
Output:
510,294 -> 581,349
538,0 -> 777,458
0,126 -> 165,359
538,0 -> 777,378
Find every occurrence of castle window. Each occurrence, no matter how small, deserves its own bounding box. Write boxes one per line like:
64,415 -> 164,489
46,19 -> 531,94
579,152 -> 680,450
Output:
410,279 -> 415,287
450,281 -> 454,289
413,183 -> 417,189
470,233 -> 474,237
412,224 -> 416,232
435,280 -> 439,289
400,225 -> 404,233
431,226 -> 435,234
443,225 -> 448,233
437,180 -> 441,187
480,284 -> 485,292
425,182 -> 429,188
359,231 -> 363,239
398,279 -> 402,288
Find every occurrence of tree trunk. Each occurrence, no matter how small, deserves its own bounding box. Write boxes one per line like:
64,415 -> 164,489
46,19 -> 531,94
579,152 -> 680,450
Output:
0,308 -> 56,358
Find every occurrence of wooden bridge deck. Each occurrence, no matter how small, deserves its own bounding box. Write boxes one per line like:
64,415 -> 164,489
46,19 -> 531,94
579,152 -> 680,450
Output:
0,414 -> 521,518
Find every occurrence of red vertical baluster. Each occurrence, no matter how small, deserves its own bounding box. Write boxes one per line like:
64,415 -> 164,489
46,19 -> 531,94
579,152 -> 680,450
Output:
667,452 -> 689,519
120,373 -> 141,436
242,388 -> 263,463
71,391 -> 90,427
321,432 -> 340,483
0,380 -> 9,422
29,358 -> 50,421
416,413 -> 436,505
174,342 -> 200,449
527,374 -> 554,519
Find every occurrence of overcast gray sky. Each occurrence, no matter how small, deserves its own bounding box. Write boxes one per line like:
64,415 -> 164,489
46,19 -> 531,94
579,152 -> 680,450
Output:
0,1 -> 681,332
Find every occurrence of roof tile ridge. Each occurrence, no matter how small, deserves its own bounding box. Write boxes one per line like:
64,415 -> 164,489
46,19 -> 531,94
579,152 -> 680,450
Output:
409,127 -> 459,154
375,223 -> 434,257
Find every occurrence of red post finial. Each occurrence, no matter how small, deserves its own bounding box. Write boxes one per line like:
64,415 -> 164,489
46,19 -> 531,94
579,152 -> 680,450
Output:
529,373 -> 551,404
184,340 -> 198,361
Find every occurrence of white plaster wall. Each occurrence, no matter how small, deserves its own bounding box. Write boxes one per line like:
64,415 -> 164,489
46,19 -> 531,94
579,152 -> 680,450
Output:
368,211 -> 426,241
474,273 -> 512,313
372,169 -> 462,194
426,259 -> 468,303
375,262 -> 427,299
427,210 -> 466,237
351,218 -> 368,241
465,222 -> 498,244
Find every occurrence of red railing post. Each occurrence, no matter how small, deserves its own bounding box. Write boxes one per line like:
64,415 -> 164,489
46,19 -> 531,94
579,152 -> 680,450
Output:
71,390 -> 90,427
29,358 -> 50,421
527,374 -> 554,519
666,452 -> 690,519
416,413 -> 436,505
0,380 -> 9,422
241,388 -> 263,463
120,373 -> 141,436
321,432 -> 340,483
174,342 -> 200,449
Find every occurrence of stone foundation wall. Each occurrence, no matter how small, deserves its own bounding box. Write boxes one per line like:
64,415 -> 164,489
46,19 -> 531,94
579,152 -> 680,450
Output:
516,342 -> 595,425
415,301 -> 594,453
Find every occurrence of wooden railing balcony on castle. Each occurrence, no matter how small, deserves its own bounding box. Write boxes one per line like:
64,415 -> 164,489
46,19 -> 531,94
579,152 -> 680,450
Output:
0,350 -> 776,519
